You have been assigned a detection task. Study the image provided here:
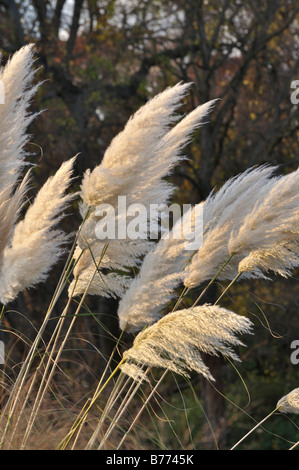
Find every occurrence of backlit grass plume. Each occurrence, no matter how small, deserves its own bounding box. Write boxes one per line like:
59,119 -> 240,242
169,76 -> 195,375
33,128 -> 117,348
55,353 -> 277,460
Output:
277,388 -> 299,414
0,45 -> 76,305
121,304 -> 253,382
0,157 -> 76,305
183,165 -> 279,289
69,84 -> 216,299
235,168 -> 299,279
118,204 -> 203,332
0,44 -> 39,194
80,83 -> 215,209
184,165 -> 299,290
0,44 -> 39,274
238,243 -> 299,280
228,167 -> 299,254
0,173 -> 31,270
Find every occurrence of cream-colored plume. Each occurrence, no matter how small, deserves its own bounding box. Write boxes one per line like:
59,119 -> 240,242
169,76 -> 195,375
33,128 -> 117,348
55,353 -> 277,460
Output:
228,168 -> 299,255
0,173 -> 31,270
183,166 -> 278,289
0,157 -> 76,305
238,244 -> 299,280
0,44 -> 39,194
80,83 -> 215,209
185,165 -> 299,289
0,45 -> 76,304
117,204 -> 203,332
121,304 -> 253,382
277,388 -> 299,414
70,84 -> 216,299
235,168 -> 299,279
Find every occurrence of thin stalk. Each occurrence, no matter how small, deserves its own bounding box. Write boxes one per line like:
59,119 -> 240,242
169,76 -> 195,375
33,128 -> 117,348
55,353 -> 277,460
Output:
60,264 -> 129,449
66,326 -> 126,449
21,243 -> 109,449
0,210 -> 90,446
97,369 -> 149,450
289,440 -> 299,450
70,398 -> 92,450
85,373 -> 131,450
5,279 -> 79,448
20,292 -> 75,449
192,252 -> 236,308
230,405 -> 281,450
117,369 -> 168,449
171,286 -> 190,312
6,368 -> 39,449
86,372 -> 137,450
0,304 -> 57,448
58,356 -> 126,450
0,304 -> 5,323
214,272 -> 241,305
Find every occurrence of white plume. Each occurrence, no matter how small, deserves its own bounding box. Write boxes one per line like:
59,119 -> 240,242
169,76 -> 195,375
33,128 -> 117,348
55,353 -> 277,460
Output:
70,84 -> 216,299
183,166 -> 279,288
0,157 -> 76,304
0,44 -> 39,194
121,304 -> 253,382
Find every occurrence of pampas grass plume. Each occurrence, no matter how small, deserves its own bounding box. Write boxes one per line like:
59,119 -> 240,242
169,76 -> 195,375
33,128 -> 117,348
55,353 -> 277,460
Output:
183,165 -> 278,289
0,157 -> 76,304
277,388 -> 299,414
117,204 -> 203,332
0,44 -> 40,193
121,304 -> 253,382
71,84 -> 216,300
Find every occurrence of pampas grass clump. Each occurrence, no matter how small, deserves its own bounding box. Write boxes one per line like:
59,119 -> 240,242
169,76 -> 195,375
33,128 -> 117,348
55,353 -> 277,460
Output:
2,44 -> 299,451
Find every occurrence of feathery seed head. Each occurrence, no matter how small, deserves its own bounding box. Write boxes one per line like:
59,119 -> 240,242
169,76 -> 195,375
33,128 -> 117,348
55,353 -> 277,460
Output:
80,82 -> 193,208
183,165 -> 279,289
121,304 -> 253,382
0,44 -> 40,194
277,388 -> 299,414
71,84 -> 216,300
0,157 -> 77,305
117,204 -> 203,332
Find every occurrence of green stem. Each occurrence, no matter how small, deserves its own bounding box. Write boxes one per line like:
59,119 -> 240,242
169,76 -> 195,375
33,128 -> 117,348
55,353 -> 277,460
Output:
171,286 -> 190,312
0,304 -> 5,323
